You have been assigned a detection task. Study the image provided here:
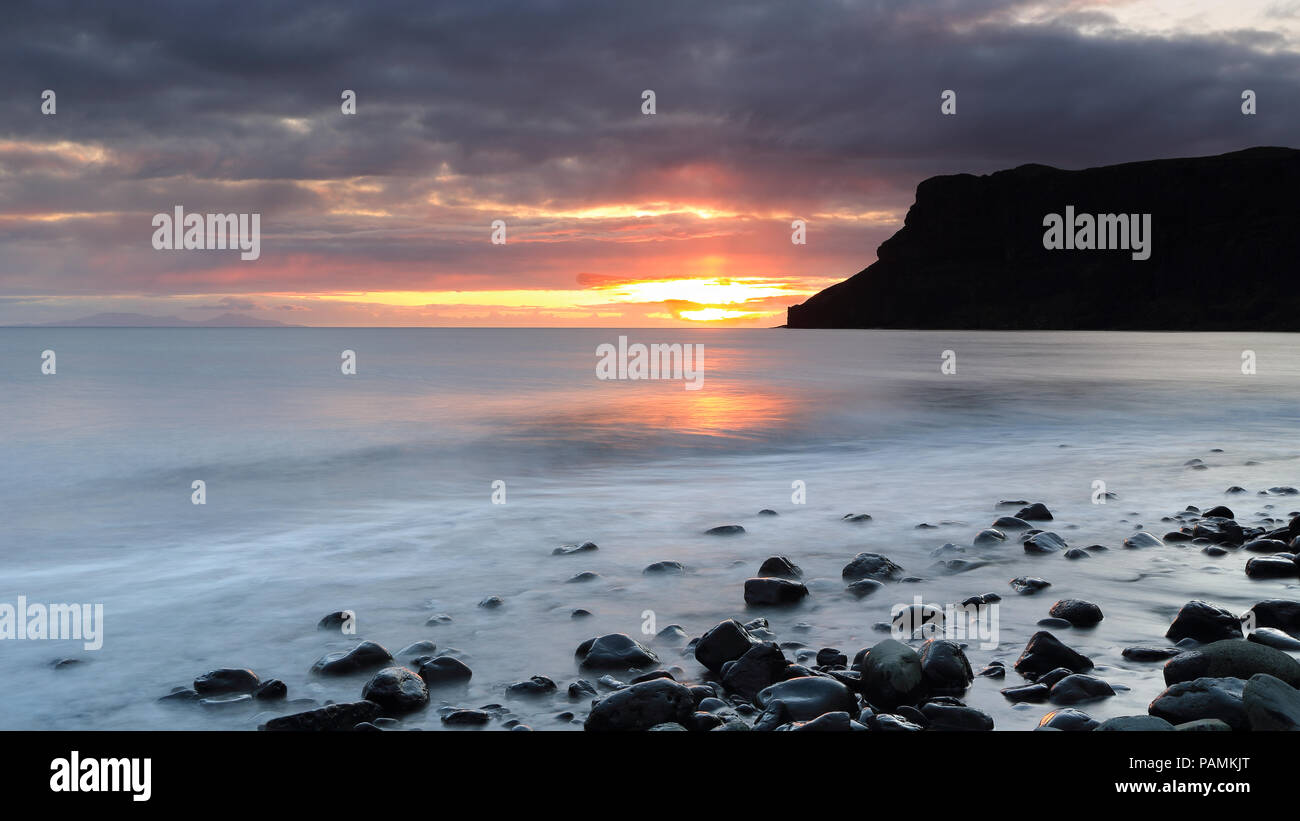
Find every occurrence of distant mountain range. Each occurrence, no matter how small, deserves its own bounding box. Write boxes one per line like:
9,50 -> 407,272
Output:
786,146 -> 1300,330
19,312 -> 297,327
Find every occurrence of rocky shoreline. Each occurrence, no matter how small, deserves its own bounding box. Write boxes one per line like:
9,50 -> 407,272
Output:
154,494 -> 1300,731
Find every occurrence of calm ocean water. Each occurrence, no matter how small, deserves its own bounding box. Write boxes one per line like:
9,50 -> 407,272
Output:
1,328 -> 1298,730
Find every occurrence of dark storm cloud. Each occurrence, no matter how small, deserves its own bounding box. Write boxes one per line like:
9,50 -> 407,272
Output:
1,0 -> 1298,300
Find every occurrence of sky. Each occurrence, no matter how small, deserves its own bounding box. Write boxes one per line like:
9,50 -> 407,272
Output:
3,0 -> 1300,327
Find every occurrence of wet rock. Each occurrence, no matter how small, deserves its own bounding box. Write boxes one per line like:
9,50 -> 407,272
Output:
478,595 -> 504,609
158,687 -> 199,703
417,656 -> 473,685
1016,503 -> 1053,521
584,678 -> 695,731
1165,601 -> 1243,642
695,619 -> 760,673
1243,673 -> 1300,730
861,639 -> 925,709
1249,627 -> 1300,650
1192,517 -> 1245,545
643,560 -> 686,575
566,571 -> 601,583
1038,617 -> 1073,629
310,641 -> 394,676
920,703 -> 993,731
1049,599 -> 1103,628
568,679 -> 597,699
1023,531 -> 1067,554
757,556 -> 803,579
787,711 -> 864,732
1149,676 -> 1247,730
442,709 -> 492,726
654,625 -> 689,644
1014,632 -> 1093,678
552,541 -> 598,556
362,667 -> 429,714
842,513 -> 873,522
1123,531 -> 1164,549
1001,683 -> 1050,703
743,577 -> 809,606
721,642 -> 790,701
1244,538 -> 1289,553
977,663 -> 1006,679
1174,718 -> 1233,731
1063,548 -> 1091,560
1162,639 -> 1300,687
841,552 -> 904,583
817,648 -> 848,667
918,639 -> 973,695
1038,708 -> 1098,731
1050,674 -> 1115,705
704,524 -> 745,536
758,509 -> 778,516
1010,576 -> 1052,595
864,713 -> 924,731
1123,646 -> 1182,662
1246,556 -> 1300,579
846,579 -> 883,597
1248,599 -> 1300,635
756,676 -> 857,721
397,640 -> 437,658
1094,715 -> 1174,731
316,611 -> 354,631
973,529 -> 1007,547
576,633 -> 659,671
261,700 -> 381,731
253,679 -> 287,700
993,516 -> 1031,531
193,668 -> 260,695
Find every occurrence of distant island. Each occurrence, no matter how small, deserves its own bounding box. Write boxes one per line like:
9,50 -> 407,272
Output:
786,147 -> 1300,330
19,312 -> 296,327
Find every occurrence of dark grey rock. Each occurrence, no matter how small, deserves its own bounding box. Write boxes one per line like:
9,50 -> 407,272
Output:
576,633 -> 659,671
694,619 -> 760,673
1014,631 -> 1093,678
362,666 -> 429,714
1165,601 -> 1243,642
584,679 -> 695,731
1149,676 -> 1247,730
757,556 -> 803,579
417,656 -> 473,684
261,700 -> 381,731
1163,639 -> 1300,687
756,676 -> 857,721
1049,599 -> 1103,627
861,639 -> 925,709
1243,673 -> 1300,730
193,668 -> 260,695
841,552 -> 904,582
1050,674 -> 1115,704
310,641 -> 393,676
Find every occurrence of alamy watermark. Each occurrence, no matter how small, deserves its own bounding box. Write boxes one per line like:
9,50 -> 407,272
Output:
596,335 -> 704,390
151,206 -> 261,260
1042,206 -> 1151,260
891,595 -> 999,650
0,597 -> 103,650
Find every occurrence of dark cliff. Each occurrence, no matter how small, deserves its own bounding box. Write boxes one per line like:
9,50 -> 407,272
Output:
785,147 -> 1300,330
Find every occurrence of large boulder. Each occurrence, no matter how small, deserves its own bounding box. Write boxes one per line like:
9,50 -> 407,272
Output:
1243,673 -> 1300,730
261,700 -> 381,731
918,639 -> 973,695
361,667 -> 429,714
575,634 -> 659,671
1162,639 -> 1300,687
694,619 -> 760,673
1148,676 -> 1247,730
193,668 -> 260,695
841,552 -> 904,583
1165,601 -> 1243,643
310,641 -> 393,675
860,639 -> 925,709
584,679 -> 696,731
755,676 -> 857,722
743,577 -> 809,606
721,642 -> 789,701
1248,599 -> 1300,636
1014,632 -> 1093,678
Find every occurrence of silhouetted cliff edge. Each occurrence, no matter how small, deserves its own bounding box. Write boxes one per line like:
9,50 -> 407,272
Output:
786,147 -> 1300,330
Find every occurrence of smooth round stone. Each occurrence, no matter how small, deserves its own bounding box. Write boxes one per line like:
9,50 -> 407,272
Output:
1123,531 -> 1164,549
361,667 -> 429,714
1094,715 -> 1174,731
1049,599 -> 1103,627
755,676 -> 857,722
1249,627 -> 1300,651
575,634 -> 659,670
